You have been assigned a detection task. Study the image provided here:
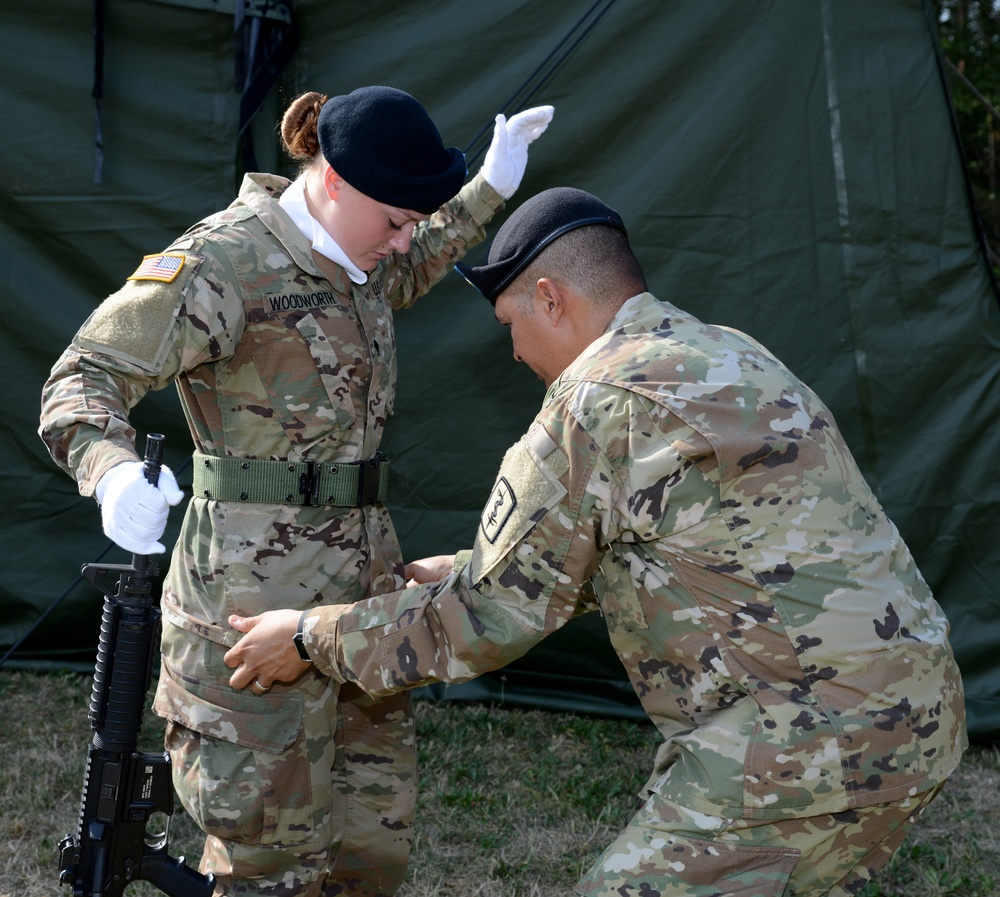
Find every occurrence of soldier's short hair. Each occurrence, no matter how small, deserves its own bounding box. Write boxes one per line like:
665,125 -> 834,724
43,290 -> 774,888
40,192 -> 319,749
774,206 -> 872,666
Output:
511,224 -> 646,313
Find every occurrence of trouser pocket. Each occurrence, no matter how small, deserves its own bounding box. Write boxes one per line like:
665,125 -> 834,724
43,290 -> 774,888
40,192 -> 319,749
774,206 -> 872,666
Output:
156,659 -> 336,848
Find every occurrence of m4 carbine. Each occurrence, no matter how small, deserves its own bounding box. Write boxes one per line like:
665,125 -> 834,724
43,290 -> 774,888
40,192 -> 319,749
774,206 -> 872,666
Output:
58,434 -> 215,897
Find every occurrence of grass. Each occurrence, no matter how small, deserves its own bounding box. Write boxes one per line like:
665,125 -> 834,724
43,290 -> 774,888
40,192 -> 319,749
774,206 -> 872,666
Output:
1,669 -> 997,897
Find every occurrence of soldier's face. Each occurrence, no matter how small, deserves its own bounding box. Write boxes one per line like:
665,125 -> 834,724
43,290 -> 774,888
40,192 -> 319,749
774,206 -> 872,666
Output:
321,169 -> 429,270
494,288 -> 563,386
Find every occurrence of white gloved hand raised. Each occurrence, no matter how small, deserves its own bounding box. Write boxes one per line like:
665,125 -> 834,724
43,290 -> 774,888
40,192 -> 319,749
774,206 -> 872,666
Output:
95,460 -> 185,555
480,105 -> 555,199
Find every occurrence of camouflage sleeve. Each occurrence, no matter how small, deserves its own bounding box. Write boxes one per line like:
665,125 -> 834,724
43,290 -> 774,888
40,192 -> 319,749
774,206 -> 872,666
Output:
39,248 -> 244,494
385,173 -> 504,310
302,387 -> 620,695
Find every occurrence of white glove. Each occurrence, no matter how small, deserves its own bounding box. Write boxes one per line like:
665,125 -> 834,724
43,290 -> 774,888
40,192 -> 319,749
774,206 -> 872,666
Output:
95,460 -> 185,555
480,105 -> 555,199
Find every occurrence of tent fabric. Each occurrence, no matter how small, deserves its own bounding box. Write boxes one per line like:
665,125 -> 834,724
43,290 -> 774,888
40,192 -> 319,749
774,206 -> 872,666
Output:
3,0 -> 999,740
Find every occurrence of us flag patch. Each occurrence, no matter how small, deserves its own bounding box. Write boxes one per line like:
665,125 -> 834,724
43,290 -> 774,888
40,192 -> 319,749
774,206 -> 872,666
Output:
128,253 -> 184,282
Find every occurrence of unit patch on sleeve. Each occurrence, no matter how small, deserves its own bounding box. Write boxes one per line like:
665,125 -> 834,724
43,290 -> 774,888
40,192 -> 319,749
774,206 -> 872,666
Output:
127,253 -> 185,282
481,476 -> 517,544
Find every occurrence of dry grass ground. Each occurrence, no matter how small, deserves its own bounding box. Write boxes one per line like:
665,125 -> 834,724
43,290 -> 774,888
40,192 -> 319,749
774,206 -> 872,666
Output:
1,670 -> 996,897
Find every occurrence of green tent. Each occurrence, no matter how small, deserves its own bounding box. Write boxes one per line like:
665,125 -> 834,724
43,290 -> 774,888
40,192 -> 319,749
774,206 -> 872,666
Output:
4,0 -> 999,740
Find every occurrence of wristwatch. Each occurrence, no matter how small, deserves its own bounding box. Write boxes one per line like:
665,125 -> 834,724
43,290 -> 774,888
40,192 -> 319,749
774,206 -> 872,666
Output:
293,612 -> 313,663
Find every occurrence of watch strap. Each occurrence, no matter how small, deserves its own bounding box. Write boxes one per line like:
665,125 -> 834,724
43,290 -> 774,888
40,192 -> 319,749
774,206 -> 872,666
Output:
293,612 -> 313,662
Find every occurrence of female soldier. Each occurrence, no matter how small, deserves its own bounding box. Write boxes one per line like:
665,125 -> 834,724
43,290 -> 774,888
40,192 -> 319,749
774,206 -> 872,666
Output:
39,86 -> 553,896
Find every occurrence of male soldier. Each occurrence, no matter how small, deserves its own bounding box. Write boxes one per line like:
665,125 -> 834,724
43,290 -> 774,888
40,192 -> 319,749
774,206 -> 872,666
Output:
224,187 -> 967,897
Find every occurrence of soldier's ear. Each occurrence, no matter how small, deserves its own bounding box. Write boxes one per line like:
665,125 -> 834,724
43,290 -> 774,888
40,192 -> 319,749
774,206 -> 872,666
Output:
535,278 -> 566,326
324,165 -> 344,200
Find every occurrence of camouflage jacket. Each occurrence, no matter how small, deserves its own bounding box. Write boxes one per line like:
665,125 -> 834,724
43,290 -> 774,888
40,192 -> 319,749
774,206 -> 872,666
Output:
304,291 -> 967,819
39,172 -> 502,728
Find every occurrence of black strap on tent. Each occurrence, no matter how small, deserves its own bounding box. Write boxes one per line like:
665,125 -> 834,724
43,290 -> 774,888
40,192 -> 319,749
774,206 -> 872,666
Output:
89,1 -> 297,184
91,0 -> 106,184
235,0 -> 298,173
463,0 -> 621,170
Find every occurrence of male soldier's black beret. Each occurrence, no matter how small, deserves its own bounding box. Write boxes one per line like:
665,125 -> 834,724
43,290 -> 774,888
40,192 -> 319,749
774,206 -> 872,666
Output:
318,86 -> 467,214
458,187 -> 627,305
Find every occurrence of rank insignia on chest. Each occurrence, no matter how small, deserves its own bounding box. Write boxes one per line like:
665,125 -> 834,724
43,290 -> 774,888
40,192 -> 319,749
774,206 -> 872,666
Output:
128,253 -> 185,282
481,476 -> 517,544
369,279 -> 384,301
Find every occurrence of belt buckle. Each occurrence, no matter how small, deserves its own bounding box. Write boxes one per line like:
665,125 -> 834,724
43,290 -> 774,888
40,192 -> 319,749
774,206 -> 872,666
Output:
298,460 -> 320,507
356,453 -> 386,506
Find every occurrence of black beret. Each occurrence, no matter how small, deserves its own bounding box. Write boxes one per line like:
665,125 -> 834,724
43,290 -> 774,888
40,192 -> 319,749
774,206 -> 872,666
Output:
318,86 -> 467,214
458,187 -> 627,304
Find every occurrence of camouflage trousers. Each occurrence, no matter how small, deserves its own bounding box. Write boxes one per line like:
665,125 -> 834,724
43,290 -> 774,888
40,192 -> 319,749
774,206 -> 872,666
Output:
165,676 -> 416,897
576,782 -> 945,896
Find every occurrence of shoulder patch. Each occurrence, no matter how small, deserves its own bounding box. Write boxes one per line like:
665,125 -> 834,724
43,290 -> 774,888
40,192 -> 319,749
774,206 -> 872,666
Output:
481,476 -> 517,544
77,252 -> 205,374
128,253 -> 185,283
469,433 -> 569,584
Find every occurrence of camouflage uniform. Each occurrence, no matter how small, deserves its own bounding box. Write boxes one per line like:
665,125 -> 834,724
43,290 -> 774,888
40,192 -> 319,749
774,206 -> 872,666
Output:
39,171 -> 503,896
301,292 -> 967,895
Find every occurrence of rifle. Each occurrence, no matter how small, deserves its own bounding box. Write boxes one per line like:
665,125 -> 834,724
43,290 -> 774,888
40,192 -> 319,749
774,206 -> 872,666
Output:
58,434 -> 216,897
